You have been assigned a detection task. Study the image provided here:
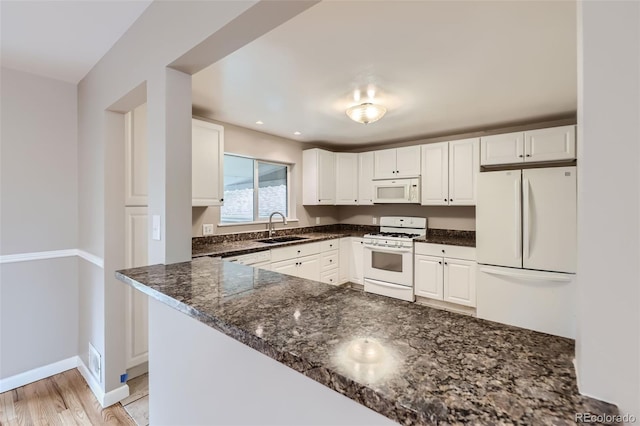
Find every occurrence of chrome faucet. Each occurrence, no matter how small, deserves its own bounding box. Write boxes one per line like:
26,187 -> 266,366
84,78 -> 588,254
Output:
268,212 -> 287,238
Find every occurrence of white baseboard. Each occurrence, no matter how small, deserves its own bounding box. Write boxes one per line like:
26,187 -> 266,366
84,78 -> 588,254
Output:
77,358 -> 130,407
0,248 -> 104,269
0,356 -> 79,392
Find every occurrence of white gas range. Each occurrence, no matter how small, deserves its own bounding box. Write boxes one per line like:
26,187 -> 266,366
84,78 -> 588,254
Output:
363,216 -> 427,302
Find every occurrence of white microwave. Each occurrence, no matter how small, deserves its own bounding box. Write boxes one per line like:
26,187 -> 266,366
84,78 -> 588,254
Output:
373,178 -> 421,204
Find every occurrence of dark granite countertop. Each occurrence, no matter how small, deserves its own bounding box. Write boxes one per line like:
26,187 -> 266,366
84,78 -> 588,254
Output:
116,258 -> 617,425
414,229 -> 476,247
192,230 -> 366,258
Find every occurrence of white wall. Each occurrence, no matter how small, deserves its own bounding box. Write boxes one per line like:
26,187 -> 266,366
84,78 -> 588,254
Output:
76,0 -> 317,395
0,68 -> 78,379
192,120 -> 338,236
576,1 -> 640,418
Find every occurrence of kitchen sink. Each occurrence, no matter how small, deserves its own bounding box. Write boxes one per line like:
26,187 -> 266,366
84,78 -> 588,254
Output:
257,236 -> 309,244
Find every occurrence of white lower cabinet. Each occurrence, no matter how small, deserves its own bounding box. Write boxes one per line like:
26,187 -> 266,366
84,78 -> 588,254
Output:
414,243 -> 477,308
271,254 -> 320,280
349,238 -> 364,285
339,238 -> 351,284
124,206 -> 149,368
270,239 -> 340,283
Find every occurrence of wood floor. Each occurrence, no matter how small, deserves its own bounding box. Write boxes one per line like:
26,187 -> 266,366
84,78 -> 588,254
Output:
0,368 -> 136,425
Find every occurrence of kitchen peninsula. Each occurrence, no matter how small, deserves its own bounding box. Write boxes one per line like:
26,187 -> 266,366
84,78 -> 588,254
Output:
115,257 -> 617,425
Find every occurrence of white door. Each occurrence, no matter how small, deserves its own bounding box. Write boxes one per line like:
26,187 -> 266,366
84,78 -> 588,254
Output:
271,258 -> 298,277
297,255 -> 321,281
317,150 -> 336,204
414,255 -> 443,300
124,206 -> 149,368
373,149 -> 397,179
192,119 -> 224,206
420,142 -> 448,206
522,167 -> 576,273
524,125 -> 576,163
448,138 -> 479,206
480,132 -> 524,166
477,170 -> 522,268
349,238 -> 364,284
335,153 -> 358,205
395,146 -> 421,177
443,258 -> 476,307
357,152 -> 374,205
339,238 -> 350,284
124,103 -> 148,206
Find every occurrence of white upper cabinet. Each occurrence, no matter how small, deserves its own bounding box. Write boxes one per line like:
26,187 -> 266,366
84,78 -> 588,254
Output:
373,148 -> 397,179
373,146 -> 421,179
421,138 -> 479,206
192,118 -> 224,206
357,152 -> 374,205
524,125 -> 576,163
449,138 -> 480,205
421,142 -> 449,206
480,131 -> 524,166
335,153 -> 359,205
125,103 -> 148,206
481,125 -> 576,166
303,148 -> 336,205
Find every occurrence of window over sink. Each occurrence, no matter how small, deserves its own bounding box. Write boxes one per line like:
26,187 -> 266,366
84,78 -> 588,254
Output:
220,154 -> 290,224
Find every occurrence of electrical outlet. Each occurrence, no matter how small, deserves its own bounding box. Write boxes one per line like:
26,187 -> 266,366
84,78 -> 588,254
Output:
202,224 -> 214,236
372,217 -> 377,225
316,217 -> 320,225
88,343 -> 101,382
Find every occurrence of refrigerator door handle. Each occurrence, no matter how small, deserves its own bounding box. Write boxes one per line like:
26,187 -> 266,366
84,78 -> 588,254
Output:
523,178 -> 530,260
514,178 -> 522,260
479,266 -> 573,283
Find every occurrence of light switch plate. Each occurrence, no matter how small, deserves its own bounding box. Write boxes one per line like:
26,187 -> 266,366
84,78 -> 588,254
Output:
372,217 -> 377,224
152,215 -> 161,240
316,217 -> 320,225
203,224 -> 214,236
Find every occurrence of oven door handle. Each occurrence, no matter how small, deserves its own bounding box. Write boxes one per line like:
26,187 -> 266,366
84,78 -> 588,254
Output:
363,244 -> 412,254
364,278 -> 411,290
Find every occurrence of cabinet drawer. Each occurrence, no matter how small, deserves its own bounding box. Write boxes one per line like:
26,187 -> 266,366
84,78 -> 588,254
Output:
320,239 -> 339,252
271,242 -> 321,262
414,242 -> 476,260
321,250 -> 339,269
320,270 -> 339,286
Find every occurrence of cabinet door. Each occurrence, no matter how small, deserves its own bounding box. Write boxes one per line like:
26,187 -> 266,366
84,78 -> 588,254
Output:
320,269 -> 339,286
317,150 -> 336,204
395,146 -> 421,177
357,152 -> 374,205
524,125 -> 576,163
271,258 -> 298,277
444,258 -> 476,307
480,132 -> 524,166
349,238 -> 364,284
414,255 -> 444,300
373,149 -> 397,179
339,238 -> 350,284
124,207 -> 149,368
124,103 -> 148,206
335,153 -> 358,205
192,119 -> 224,206
297,255 -> 321,281
420,142 -> 449,206
449,138 -> 479,206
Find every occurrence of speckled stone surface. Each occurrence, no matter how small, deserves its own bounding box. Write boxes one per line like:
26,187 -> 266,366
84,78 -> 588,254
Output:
116,258 -> 618,425
192,224 -> 376,258
414,229 -> 476,247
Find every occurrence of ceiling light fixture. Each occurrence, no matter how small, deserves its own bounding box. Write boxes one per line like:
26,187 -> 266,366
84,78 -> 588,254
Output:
294,131 -> 301,135
256,120 -> 264,125
346,102 -> 387,124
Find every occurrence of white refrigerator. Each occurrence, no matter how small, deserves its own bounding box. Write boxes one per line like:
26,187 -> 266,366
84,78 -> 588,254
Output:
476,166 -> 577,338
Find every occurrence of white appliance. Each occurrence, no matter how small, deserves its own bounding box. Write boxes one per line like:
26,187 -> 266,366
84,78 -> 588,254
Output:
363,216 -> 427,302
476,166 -> 577,338
373,178 -> 420,204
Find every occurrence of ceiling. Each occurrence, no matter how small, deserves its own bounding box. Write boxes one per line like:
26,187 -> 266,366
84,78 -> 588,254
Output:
1,0 -> 152,84
192,1 -> 577,147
